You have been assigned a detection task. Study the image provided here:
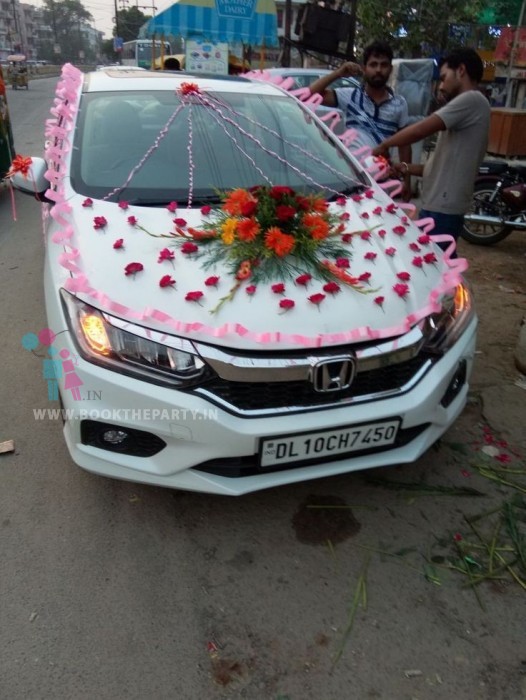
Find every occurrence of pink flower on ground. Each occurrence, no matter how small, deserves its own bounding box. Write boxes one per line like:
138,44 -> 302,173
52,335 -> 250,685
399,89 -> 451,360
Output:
295,273 -> 312,286
181,241 -> 198,254
397,271 -> 411,281
364,251 -> 377,261
385,247 -> 396,256
166,201 -> 178,213
323,281 -> 341,295
82,198 -> 93,208
205,276 -> 220,287
93,216 -> 107,230
124,262 -> 144,276
185,290 -> 203,303
118,201 -> 129,210
173,218 -> 187,227
308,293 -> 326,306
127,216 -> 138,226
246,285 -> 257,296
159,275 -> 176,288
113,238 -> 124,249
336,257 -> 350,269
158,247 -> 175,263
279,298 -> 295,311
393,282 -> 410,298
272,283 -> 286,294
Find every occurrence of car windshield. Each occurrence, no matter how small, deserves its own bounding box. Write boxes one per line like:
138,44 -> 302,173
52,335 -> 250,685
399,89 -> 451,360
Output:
70,90 -> 366,204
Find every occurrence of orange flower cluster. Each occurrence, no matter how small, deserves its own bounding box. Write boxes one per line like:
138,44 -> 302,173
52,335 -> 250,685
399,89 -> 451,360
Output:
264,227 -> 296,257
302,213 -> 330,240
223,189 -> 258,216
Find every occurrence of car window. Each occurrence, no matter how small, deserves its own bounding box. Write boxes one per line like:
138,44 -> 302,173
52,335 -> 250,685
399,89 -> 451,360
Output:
71,90 -> 366,203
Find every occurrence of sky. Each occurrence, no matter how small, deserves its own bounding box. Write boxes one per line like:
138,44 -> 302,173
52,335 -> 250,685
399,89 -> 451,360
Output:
24,0 -> 176,39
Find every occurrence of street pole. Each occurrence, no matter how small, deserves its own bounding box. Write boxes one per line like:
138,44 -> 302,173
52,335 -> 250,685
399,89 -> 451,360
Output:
281,0 -> 291,67
344,0 -> 357,60
505,0 -> 526,108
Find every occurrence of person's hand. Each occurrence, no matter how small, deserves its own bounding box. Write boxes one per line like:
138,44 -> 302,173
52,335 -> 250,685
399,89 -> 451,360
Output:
337,61 -> 363,79
371,144 -> 388,157
400,178 -> 412,202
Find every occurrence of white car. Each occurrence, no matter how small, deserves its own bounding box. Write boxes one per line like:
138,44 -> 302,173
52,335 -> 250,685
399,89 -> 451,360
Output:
13,67 -> 476,496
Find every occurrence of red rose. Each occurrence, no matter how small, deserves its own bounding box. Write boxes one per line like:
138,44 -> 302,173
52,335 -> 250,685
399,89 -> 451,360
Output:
409,242 -> 421,252
412,256 -> 423,268
364,189 -> 374,199
201,205 -> 212,215
295,273 -> 312,286
276,204 -> 297,221
205,276 -> 220,287
341,233 -> 353,243
374,295 -> 385,307
423,252 -> 438,264
185,290 -> 203,302
158,247 -> 175,262
124,262 -> 144,276
181,242 -> 198,254
82,198 -> 93,208
166,201 -> 178,213
246,285 -> 257,295
323,281 -> 340,295
372,206 -> 382,215
279,298 -> 295,311
308,293 -> 325,306
361,212 -> 370,220
240,201 -> 257,217
378,229 -> 387,238
159,275 -> 175,288
364,252 -> 377,261
351,194 -> 363,203
113,238 -> 124,249
271,283 -> 286,294
418,234 -> 431,245
93,216 -> 107,230
335,258 -> 350,269
392,225 -> 406,236
386,203 -> 397,214
393,283 -> 410,298
360,231 -> 372,241
396,271 -> 411,281
385,247 -> 396,256
269,186 -> 295,199
173,218 -> 187,227
118,201 -> 129,210
340,212 -> 350,221
127,216 -> 138,226
359,272 -> 371,282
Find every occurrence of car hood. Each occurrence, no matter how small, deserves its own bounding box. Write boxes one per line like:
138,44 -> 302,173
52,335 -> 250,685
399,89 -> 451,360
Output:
56,190 -> 463,351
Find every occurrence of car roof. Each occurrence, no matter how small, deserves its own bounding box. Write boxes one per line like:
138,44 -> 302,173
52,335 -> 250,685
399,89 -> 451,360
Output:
82,70 -> 284,96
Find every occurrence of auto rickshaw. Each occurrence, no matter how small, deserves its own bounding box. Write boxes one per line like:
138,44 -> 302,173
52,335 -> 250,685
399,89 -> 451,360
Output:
0,63 -> 16,180
7,54 -> 29,90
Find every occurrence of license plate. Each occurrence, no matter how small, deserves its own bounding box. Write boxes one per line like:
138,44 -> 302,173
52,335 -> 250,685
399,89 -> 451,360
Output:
259,419 -> 400,468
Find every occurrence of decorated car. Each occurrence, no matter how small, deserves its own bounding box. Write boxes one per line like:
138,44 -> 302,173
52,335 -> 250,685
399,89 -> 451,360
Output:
11,65 -> 476,495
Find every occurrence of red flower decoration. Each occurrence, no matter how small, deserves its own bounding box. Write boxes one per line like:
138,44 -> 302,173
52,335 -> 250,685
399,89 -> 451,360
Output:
159,275 -> 175,288
360,230 -> 372,241
127,216 -> 138,226
180,82 -> 200,95
418,234 -> 431,245
372,206 -> 382,215
323,281 -> 341,295
185,290 -> 203,302
374,295 -> 385,308
173,218 -> 187,227
158,247 -> 175,263
412,256 -> 423,268
335,257 -> 350,269
378,229 -> 386,238
113,238 -> 124,249
246,285 -> 257,295
364,251 -> 377,261
495,453 -> 512,464
271,283 -> 286,294
341,233 -> 353,243
361,212 -> 370,220
351,194 -> 363,202
181,241 -> 198,254
453,533 -> 463,542
409,242 -> 421,252
393,283 -> 410,298
93,216 -> 107,230
279,298 -> 295,311
336,196 -> 346,206
340,212 -> 350,221
386,203 -> 397,214
6,154 -> 33,178
308,293 -> 326,306
295,273 -> 312,286
167,201 -> 178,213
276,204 -> 297,221
392,225 -> 406,236
124,262 -> 144,276
240,201 -> 257,217
364,189 -> 374,199
205,275 -> 220,287
385,247 -> 396,256
269,185 -> 294,199
423,252 -> 438,264
118,201 -> 129,210
201,205 -> 212,215
359,272 -> 371,283
396,271 -> 411,281
82,198 -> 93,208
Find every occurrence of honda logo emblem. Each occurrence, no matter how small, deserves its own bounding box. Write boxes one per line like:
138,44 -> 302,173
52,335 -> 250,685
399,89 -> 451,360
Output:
311,356 -> 355,393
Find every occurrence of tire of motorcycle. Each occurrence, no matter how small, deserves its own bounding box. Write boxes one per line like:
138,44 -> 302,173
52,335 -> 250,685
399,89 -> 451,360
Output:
462,178 -> 512,246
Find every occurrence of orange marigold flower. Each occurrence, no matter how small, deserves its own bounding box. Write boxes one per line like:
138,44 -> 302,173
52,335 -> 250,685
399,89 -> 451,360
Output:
264,227 -> 295,257
303,213 -> 330,240
223,189 -> 257,216
307,195 -> 329,213
237,218 -> 261,242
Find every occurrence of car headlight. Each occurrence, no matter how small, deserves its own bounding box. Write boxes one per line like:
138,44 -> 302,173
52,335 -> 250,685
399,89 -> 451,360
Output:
423,283 -> 475,354
61,290 -> 207,387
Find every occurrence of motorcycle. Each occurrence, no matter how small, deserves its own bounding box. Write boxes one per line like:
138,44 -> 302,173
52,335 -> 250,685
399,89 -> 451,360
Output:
462,160 -> 526,245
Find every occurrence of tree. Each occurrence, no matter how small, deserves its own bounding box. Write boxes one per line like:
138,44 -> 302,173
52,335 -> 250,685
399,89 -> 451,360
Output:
356,0 -> 487,57
41,0 -> 93,63
115,7 -> 150,41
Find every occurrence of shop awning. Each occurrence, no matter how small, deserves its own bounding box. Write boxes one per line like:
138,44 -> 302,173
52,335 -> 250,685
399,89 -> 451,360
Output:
139,0 -> 278,46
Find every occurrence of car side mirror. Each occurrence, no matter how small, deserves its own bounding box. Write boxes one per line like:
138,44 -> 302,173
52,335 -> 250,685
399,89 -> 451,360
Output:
10,157 -> 50,201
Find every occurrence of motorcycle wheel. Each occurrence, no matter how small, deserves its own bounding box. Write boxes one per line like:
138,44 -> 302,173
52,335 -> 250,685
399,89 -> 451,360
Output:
462,180 -> 512,246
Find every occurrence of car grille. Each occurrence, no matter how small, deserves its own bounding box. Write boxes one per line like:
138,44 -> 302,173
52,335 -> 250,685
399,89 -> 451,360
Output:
194,353 -> 434,415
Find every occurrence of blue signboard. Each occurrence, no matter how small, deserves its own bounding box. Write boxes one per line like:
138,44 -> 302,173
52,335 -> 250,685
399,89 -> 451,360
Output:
113,37 -> 123,52
216,0 -> 257,20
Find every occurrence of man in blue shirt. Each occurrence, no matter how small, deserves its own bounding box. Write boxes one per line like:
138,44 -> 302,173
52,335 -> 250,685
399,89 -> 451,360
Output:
309,41 -> 412,198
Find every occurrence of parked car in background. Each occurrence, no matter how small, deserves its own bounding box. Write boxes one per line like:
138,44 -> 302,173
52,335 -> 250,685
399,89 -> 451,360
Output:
12,69 -> 476,496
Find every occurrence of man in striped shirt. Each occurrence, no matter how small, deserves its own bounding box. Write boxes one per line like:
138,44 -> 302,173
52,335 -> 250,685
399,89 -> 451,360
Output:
309,40 -> 412,198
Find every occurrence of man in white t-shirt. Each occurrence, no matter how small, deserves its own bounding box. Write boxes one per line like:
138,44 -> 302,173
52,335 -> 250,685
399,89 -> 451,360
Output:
372,48 -> 490,248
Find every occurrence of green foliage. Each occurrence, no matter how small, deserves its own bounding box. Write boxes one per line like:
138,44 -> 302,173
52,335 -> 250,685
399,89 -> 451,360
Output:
115,7 -> 150,42
41,0 -> 93,63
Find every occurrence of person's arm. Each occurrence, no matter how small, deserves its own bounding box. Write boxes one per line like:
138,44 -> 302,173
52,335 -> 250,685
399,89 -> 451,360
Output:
372,113 -> 446,155
398,143 -> 412,200
309,61 -> 362,108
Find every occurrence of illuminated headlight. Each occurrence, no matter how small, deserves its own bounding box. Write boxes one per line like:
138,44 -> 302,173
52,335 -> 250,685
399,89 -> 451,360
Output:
423,283 -> 475,354
61,290 -> 207,387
